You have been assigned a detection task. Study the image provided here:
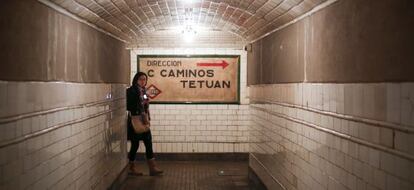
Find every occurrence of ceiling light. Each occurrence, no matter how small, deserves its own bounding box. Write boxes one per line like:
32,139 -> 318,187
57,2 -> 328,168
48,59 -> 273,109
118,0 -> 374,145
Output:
182,25 -> 197,43
183,30 -> 196,43
184,34 -> 194,43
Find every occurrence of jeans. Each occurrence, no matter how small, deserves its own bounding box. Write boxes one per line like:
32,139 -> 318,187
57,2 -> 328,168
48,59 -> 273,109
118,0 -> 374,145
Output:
128,130 -> 154,161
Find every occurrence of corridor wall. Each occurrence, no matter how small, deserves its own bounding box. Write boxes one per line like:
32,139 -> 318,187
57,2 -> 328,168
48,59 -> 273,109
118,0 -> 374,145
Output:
247,0 -> 414,189
0,0 -> 130,189
130,48 -> 251,154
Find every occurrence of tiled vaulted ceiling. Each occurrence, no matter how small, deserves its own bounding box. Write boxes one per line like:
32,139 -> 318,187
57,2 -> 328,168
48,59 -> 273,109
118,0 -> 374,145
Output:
43,0 -> 329,48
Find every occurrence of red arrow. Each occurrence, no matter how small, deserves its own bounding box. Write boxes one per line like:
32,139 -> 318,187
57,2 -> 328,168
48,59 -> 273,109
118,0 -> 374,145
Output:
197,60 -> 229,69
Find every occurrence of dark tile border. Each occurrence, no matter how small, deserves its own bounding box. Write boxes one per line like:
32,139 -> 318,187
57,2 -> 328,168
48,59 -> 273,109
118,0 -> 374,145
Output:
248,167 -> 268,190
108,164 -> 128,190
249,154 -> 284,190
135,153 -> 249,161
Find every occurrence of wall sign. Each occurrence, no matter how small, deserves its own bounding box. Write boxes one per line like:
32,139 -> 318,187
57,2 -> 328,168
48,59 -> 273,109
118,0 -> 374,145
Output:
137,55 -> 240,103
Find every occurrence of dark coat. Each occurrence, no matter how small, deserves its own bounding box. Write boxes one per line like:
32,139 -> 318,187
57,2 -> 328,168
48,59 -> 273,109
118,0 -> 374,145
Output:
126,85 -> 151,141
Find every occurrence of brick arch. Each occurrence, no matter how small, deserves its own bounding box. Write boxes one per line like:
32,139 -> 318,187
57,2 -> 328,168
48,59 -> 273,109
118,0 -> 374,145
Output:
46,0 -> 328,45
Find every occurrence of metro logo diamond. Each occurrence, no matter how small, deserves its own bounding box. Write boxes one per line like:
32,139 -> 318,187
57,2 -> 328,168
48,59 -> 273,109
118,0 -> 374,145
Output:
146,84 -> 162,99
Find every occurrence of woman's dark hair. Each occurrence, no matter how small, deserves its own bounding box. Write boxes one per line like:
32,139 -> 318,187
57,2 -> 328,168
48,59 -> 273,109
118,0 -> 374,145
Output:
132,72 -> 148,87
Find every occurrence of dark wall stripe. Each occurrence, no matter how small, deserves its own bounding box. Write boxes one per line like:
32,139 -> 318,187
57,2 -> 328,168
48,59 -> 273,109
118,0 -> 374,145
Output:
0,0 -> 130,83
248,0 -> 414,84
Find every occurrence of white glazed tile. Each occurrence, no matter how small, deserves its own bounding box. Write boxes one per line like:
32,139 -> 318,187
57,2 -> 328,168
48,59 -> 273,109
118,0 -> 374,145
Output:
2,159 -> 23,184
31,82 -> 43,111
379,128 -> 393,148
41,83 -> 52,110
394,156 -> 411,182
352,84 -> 363,117
1,122 -> 16,143
394,132 -> 413,154
344,84 -> 353,115
363,84 -> 376,119
15,119 -> 23,138
374,84 -> 387,121
38,115 -> 47,130
6,82 -> 18,117
22,118 -> 32,136
317,84 -> 324,110
357,124 -> 371,142
336,84 -> 345,114
16,82 -> 29,115
380,152 -> 396,175
386,83 -> 401,124
401,83 -> 414,127
25,83 -> 37,114
385,174 -> 400,190
329,84 -> 337,113
322,85 -> 330,111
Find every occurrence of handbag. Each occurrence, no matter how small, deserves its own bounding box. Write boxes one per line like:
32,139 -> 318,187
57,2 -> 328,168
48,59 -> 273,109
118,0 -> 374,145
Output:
131,113 -> 150,134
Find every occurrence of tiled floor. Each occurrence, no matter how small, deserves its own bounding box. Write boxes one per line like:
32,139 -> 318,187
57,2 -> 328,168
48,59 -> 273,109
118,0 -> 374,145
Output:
121,161 -> 250,190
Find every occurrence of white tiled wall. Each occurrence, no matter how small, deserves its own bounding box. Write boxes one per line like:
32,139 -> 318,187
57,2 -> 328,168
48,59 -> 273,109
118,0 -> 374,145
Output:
133,30 -> 246,49
146,104 -> 250,153
130,48 -> 250,153
249,83 -> 414,190
0,81 -> 128,190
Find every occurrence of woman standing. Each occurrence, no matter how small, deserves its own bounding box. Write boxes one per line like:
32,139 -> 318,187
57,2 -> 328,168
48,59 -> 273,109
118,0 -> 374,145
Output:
126,72 -> 163,176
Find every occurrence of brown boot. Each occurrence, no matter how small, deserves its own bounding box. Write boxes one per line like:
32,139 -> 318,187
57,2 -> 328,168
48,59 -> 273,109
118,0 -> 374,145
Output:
128,162 -> 143,176
147,158 -> 163,176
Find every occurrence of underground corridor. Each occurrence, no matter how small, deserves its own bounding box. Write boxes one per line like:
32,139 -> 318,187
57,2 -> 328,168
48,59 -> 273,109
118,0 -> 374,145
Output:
0,0 -> 413,190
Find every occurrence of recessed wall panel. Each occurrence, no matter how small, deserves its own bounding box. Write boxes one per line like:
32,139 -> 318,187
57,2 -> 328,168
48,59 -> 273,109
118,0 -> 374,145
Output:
0,0 -> 130,83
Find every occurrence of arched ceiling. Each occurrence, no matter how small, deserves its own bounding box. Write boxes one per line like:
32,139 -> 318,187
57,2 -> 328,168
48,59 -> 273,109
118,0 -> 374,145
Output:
43,0 -> 329,48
